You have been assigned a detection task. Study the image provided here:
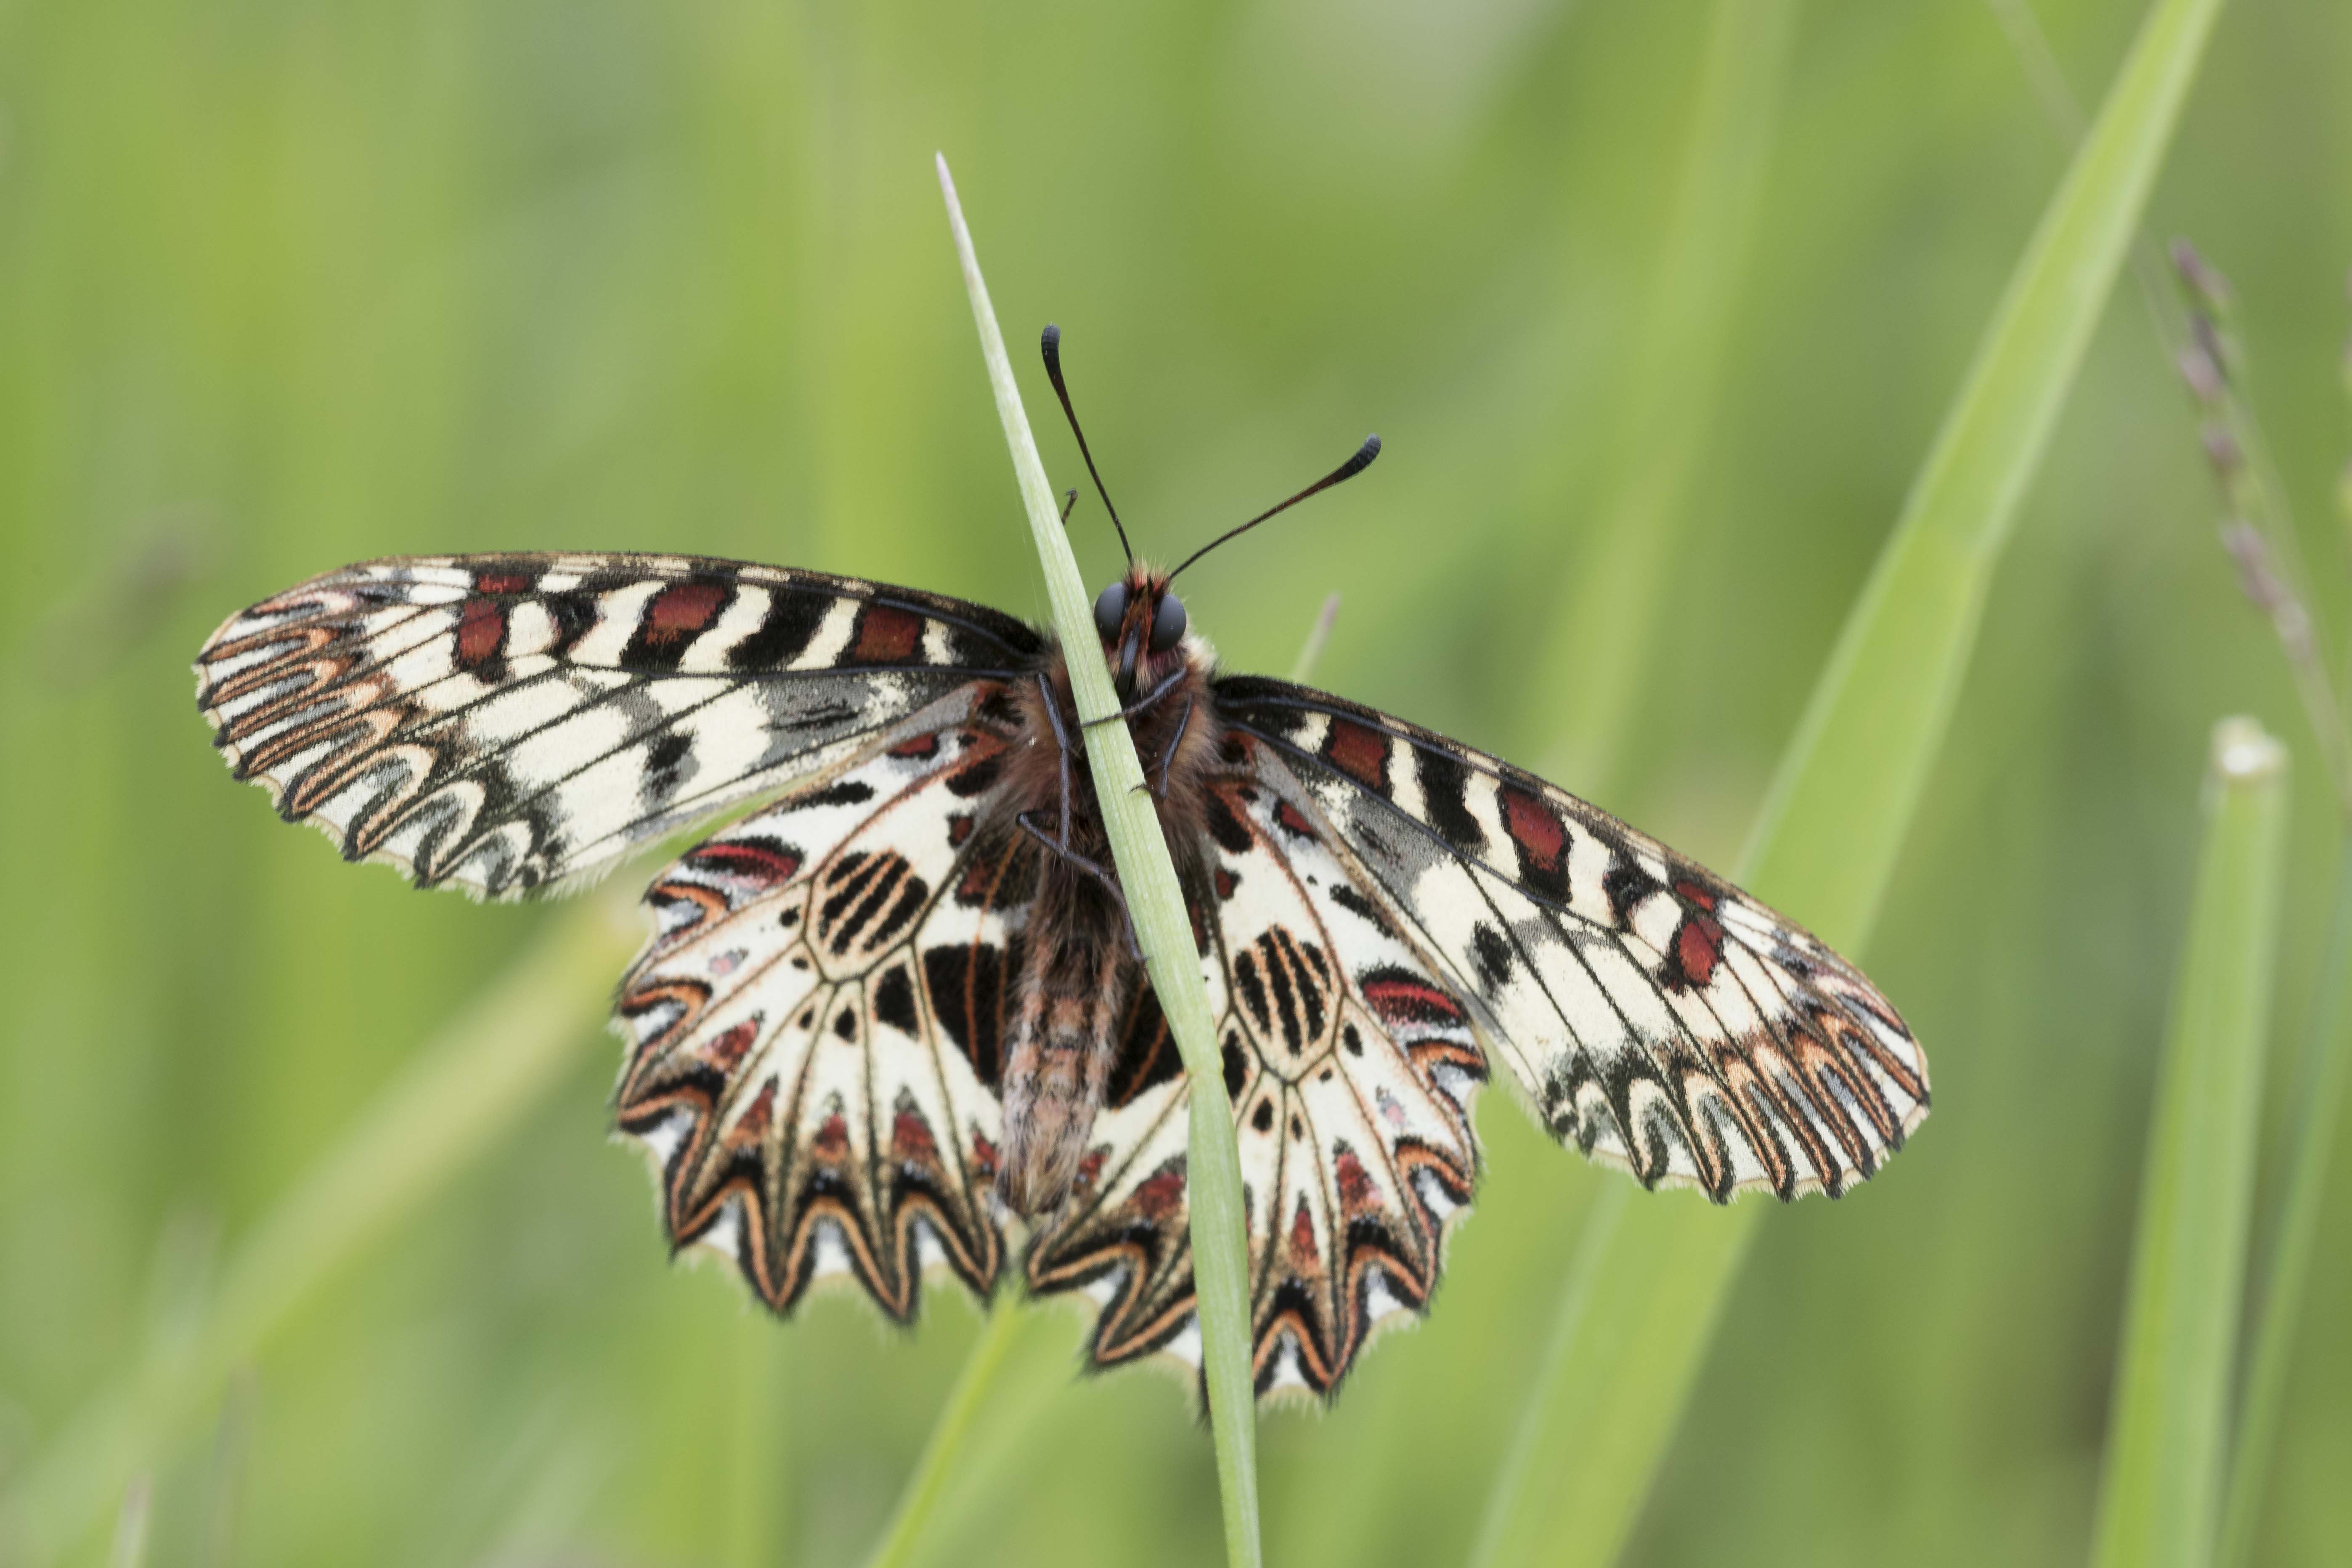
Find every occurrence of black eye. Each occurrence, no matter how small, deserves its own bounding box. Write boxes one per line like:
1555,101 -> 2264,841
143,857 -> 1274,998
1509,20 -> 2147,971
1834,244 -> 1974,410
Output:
1150,592 -> 1187,652
1093,581 -> 1129,639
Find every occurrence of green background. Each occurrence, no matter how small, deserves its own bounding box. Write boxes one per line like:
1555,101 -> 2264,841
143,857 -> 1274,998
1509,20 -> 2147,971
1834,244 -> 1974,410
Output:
2,0 -> 2347,1563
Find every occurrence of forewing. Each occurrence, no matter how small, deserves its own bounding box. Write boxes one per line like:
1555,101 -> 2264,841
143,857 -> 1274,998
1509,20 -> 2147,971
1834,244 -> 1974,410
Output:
193,553 -> 1042,899
1216,676 -> 1929,1202
1026,746 -> 1484,1401
615,686 -> 1032,1319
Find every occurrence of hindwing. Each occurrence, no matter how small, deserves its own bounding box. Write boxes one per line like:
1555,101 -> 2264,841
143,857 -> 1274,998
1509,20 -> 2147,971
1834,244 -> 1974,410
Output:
1026,730 -> 1483,1399
615,684 -> 1033,1318
193,553 -> 1041,899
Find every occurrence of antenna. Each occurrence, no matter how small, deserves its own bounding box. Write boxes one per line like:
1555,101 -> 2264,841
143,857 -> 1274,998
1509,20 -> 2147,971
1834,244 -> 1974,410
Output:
1167,435 -> 1382,581
1040,325 -> 1133,568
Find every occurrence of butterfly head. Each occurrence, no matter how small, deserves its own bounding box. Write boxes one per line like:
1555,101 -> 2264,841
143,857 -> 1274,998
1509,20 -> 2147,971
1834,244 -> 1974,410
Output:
1039,322 -> 1379,700
1091,567 -> 1188,698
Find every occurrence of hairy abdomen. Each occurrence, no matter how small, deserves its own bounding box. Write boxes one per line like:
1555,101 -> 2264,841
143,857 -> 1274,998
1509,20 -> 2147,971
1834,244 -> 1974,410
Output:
998,920 -> 1127,1215
991,639 -> 1220,1216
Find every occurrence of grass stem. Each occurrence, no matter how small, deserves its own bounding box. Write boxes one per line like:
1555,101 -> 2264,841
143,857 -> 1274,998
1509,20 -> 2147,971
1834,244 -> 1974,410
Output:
935,153 -> 1261,1568
859,1298 -> 1026,1568
1475,0 -> 2232,1560
2217,833 -> 2352,1567
2089,718 -> 2287,1568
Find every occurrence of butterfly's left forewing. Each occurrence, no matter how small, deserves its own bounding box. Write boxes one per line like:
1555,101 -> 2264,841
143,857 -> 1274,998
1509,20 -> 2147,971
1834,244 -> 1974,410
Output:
194,553 -> 1042,898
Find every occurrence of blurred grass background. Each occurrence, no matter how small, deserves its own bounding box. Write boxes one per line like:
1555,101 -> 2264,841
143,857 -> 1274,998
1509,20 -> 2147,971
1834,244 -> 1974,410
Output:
1,1 -> 2348,1564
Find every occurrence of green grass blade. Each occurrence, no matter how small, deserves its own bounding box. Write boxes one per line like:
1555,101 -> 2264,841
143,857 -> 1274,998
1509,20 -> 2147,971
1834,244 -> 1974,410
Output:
935,154 -> 1261,1568
2089,718 -> 2287,1568
2216,834 -> 2352,1567
860,1297 -> 1028,1568
0,898 -> 639,1563
1526,0 -> 1796,791
1743,0 -> 2228,928
719,1308 -> 790,1568
1474,0 -> 2231,1563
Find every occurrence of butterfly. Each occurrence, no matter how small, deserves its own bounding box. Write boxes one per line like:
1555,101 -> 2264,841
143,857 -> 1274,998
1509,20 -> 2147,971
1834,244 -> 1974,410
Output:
191,327 -> 1928,1401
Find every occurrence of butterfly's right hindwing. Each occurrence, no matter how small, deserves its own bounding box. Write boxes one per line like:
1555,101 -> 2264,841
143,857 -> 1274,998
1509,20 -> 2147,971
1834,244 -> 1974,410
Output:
193,553 -> 1042,899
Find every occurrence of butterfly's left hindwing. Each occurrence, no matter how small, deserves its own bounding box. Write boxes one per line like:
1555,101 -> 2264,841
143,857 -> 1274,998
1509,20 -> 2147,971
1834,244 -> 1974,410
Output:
616,684 -> 1033,1318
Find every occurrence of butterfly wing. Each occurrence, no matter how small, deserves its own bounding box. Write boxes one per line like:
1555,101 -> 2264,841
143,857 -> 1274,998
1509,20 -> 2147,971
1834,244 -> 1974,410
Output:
1214,675 -> 1930,1203
193,553 -> 1042,899
1026,733 -> 1485,1400
615,684 -> 1036,1316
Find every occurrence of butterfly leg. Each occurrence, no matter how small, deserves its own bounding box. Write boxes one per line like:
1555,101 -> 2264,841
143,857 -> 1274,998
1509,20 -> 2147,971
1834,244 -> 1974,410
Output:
1034,672 -> 1077,853
1133,696 -> 1194,801
1014,811 -> 1142,961
1080,668 -> 1187,730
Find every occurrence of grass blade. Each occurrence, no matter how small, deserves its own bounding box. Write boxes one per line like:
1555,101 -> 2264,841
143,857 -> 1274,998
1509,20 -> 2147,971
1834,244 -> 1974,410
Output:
1526,0 -> 1796,791
0,897 -> 639,1563
2216,834 -> 2352,1567
2089,718 -> 2287,1568
859,1298 -> 1028,1568
1475,0 -> 2232,1563
935,154 -> 1261,1568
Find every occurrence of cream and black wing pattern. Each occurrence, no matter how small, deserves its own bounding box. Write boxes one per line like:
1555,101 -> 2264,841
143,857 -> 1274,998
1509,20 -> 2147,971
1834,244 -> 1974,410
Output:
1025,735 -> 1486,1397
193,553 -> 1042,899
195,551 -> 1047,1320
1213,675 -> 1930,1205
612,687 -> 1038,1319
195,551 -> 1928,1406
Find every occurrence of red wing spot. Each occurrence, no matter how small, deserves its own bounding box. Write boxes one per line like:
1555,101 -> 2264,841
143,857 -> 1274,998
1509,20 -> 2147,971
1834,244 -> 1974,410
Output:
686,841 -> 802,885
971,1133 -> 1000,1176
1275,800 -> 1318,840
892,1110 -> 939,1165
1073,1148 -> 1107,1194
1335,1150 -> 1376,1212
948,814 -> 974,847
889,732 -> 941,759
455,598 -> 506,669
705,1019 -> 759,1072
731,1081 -> 777,1143
1133,1169 -> 1185,1221
644,580 -> 727,644
1360,972 -> 1469,1029
1672,877 -> 1717,911
1214,868 -> 1239,901
813,1113 -> 849,1157
851,603 -> 924,663
474,571 -> 533,595
1501,787 -> 1567,873
1289,1195 -> 1320,1268
1324,719 -> 1390,791
1676,913 -> 1724,987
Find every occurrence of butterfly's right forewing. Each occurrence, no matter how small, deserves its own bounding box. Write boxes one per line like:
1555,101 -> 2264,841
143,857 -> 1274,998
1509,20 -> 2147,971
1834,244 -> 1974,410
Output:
1215,676 -> 1929,1202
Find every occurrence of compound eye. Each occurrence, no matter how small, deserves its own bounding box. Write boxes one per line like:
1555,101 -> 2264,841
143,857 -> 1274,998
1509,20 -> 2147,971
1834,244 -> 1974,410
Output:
1149,592 -> 1188,653
1093,581 -> 1129,639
